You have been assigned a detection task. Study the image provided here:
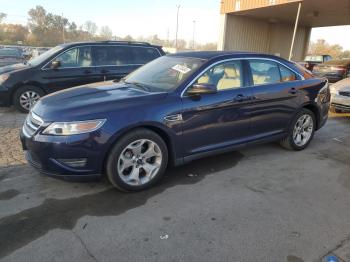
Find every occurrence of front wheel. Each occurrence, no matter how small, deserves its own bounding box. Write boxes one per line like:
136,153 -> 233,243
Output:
106,128 -> 168,192
13,86 -> 44,113
280,108 -> 316,151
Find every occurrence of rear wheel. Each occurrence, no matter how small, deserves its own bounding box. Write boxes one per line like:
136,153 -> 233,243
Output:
280,108 -> 316,151
13,86 -> 44,113
106,128 -> 168,191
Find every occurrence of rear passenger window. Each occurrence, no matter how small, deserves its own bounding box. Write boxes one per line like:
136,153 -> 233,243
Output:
132,47 -> 160,64
249,60 -> 281,85
279,65 -> 297,82
93,46 -> 134,66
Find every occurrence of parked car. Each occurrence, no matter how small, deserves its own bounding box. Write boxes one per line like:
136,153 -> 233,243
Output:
0,48 -> 25,68
31,47 -> 51,58
298,55 -> 332,71
0,41 -> 165,112
330,77 -> 350,113
313,59 -> 350,83
20,51 -> 330,192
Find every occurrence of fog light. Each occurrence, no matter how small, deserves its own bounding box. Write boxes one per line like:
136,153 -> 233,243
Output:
58,158 -> 87,168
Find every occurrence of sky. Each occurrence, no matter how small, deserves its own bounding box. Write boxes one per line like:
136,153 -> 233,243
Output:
1,0 -> 350,50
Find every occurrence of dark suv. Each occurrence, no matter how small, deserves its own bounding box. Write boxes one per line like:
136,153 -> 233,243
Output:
0,41 -> 165,112
21,52 -> 330,192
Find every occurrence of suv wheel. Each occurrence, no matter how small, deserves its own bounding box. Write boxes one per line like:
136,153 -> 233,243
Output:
106,128 -> 168,191
280,108 -> 316,151
13,86 -> 44,113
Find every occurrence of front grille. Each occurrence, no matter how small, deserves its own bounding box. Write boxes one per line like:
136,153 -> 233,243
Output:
339,91 -> 350,97
22,112 -> 43,137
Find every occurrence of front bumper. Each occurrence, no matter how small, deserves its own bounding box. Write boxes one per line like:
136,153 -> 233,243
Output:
331,93 -> 350,112
20,128 -> 107,178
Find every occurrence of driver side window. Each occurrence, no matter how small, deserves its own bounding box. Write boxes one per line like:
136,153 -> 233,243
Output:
54,46 -> 92,68
194,61 -> 243,91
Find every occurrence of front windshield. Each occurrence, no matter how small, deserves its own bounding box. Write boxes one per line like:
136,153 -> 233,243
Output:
305,55 -> 323,62
28,45 -> 63,67
124,56 -> 206,92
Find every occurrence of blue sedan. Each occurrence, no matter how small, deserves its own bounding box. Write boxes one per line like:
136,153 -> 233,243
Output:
20,51 -> 330,191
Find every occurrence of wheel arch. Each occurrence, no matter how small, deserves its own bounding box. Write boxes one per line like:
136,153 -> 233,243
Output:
302,103 -> 321,130
10,82 -> 46,106
102,124 -> 178,176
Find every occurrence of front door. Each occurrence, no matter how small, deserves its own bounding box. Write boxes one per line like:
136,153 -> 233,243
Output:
40,46 -> 100,93
181,60 -> 253,157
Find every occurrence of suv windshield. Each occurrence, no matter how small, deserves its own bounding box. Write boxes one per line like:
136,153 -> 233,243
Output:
123,56 -> 205,92
28,45 -> 63,67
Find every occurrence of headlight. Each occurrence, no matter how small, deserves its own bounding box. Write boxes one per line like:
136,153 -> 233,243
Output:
0,74 -> 10,84
43,119 -> 106,135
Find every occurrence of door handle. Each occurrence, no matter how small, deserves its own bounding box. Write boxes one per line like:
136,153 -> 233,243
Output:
289,87 -> 298,94
234,94 -> 247,102
83,69 -> 92,74
101,69 -> 109,74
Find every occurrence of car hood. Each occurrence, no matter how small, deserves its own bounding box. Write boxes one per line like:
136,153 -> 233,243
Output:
332,78 -> 350,91
33,81 -> 168,121
0,63 -> 28,74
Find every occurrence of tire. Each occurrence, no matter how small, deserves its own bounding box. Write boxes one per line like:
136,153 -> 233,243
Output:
106,128 -> 168,192
13,86 -> 45,113
280,108 -> 316,151
330,106 -> 342,114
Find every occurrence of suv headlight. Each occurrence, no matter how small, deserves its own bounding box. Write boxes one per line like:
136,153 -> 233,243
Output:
0,74 -> 10,85
43,119 -> 106,136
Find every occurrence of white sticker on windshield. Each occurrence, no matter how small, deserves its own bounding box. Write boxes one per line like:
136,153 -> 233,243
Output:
172,64 -> 191,74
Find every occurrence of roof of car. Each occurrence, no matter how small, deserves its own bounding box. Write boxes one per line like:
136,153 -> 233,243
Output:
323,59 -> 350,66
61,41 -> 160,48
168,51 -> 281,61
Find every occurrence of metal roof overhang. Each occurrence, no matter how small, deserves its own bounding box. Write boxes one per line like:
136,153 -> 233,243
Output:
229,0 -> 350,27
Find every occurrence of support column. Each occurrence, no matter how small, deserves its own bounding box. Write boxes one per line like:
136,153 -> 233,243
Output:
289,2 -> 302,60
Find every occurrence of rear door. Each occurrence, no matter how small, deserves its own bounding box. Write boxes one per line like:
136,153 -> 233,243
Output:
246,59 -> 302,140
92,45 -> 162,82
92,45 -> 136,82
40,46 -> 100,93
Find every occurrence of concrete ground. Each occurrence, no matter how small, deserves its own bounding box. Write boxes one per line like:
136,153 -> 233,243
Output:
0,107 -> 349,262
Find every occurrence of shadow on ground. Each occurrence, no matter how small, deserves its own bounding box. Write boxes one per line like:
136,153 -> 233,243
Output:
0,151 -> 244,259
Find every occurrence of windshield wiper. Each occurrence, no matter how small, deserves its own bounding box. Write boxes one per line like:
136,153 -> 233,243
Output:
124,81 -> 151,92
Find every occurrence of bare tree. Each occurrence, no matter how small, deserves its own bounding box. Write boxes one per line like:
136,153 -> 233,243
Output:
0,13 -> 6,23
84,21 -> 98,36
99,26 -> 113,40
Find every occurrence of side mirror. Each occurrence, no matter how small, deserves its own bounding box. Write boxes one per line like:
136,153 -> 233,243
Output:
51,60 -> 61,69
187,83 -> 217,95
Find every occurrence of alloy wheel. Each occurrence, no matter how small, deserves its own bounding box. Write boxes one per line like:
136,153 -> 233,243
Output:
293,114 -> 314,147
19,91 -> 41,111
117,139 -> 162,186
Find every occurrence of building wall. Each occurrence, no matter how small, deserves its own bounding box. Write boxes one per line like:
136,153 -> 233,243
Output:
220,0 -> 302,14
218,14 -> 310,61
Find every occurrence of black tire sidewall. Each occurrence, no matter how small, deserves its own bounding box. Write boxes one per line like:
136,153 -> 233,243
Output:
287,109 -> 316,151
106,129 -> 168,191
13,86 -> 45,113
